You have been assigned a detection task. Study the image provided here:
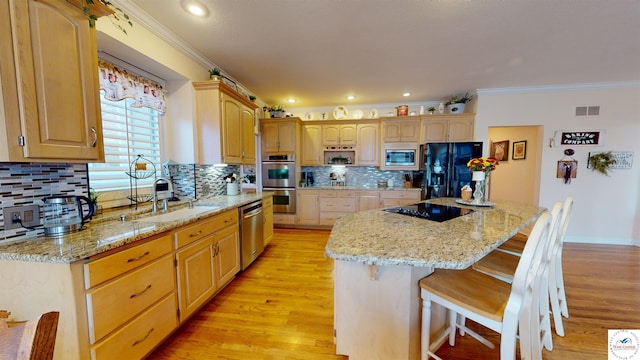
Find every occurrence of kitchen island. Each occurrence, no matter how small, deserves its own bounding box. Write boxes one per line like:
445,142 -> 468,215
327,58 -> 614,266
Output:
0,193 -> 271,360
325,197 -> 544,360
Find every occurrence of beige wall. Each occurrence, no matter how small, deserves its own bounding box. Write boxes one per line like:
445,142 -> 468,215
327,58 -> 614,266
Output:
487,126 -> 542,205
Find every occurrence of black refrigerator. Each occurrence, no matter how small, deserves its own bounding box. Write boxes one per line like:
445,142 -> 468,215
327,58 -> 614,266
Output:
417,142 -> 483,200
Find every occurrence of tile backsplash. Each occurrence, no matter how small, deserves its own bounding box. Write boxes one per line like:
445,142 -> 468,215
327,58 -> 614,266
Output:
0,163 -> 89,241
0,162 -> 242,243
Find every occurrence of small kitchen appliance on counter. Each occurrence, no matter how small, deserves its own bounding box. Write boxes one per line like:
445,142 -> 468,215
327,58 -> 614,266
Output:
42,195 -> 95,236
300,171 -> 315,187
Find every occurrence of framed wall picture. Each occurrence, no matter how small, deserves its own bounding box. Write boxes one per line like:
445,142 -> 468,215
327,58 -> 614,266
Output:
490,140 -> 509,162
557,160 -> 578,184
512,140 -> 527,160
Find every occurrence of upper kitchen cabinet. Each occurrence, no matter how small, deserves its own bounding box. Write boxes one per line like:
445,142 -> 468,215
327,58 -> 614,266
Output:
193,80 -> 257,165
381,117 -> 420,143
322,124 -> 357,146
0,0 -> 105,162
300,123 -> 323,166
356,121 -> 379,166
420,114 -> 475,143
260,118 -> 299,155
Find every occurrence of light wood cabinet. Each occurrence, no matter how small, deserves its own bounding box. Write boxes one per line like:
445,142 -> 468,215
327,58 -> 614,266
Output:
193,80 -> 257,165
381,117 -> 420,143
0,0 -> 104,162
296,189 -> 319,225
420,114 -> 475,143
322,124 -> 357,146
83,234 -> 177,359
318,190 -> 356,226
263,196 -> 274,245
300,124 -> 323,166
379,190 -> 421,208
261,118 -> 298,154
175,209 -> 240,322
357,191 -> 381,211
356,122 -> 380,166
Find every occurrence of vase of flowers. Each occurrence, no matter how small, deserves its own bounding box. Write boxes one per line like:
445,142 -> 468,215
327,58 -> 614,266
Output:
224,174 -> 238,195
467,157 -> 499,203
445,92 -> 473,114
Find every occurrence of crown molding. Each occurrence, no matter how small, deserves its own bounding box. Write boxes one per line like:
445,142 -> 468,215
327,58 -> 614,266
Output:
477,81 -> 640,96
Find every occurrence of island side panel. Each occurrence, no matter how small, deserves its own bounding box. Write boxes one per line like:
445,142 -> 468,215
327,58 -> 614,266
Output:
0,260 -> 89,360
334,260 -> 437,360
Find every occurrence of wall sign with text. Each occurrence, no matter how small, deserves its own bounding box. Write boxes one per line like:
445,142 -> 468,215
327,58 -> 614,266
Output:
555,130 -> 604,146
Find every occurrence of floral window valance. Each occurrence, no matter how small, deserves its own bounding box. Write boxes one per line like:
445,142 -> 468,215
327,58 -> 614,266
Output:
98,60 -> 166,114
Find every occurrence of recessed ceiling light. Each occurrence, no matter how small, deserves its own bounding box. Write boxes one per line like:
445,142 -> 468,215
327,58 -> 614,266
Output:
347,95 -> 356,100
287,98 -> 296,103
180,0 -> 209,17
403,92 -> 411,97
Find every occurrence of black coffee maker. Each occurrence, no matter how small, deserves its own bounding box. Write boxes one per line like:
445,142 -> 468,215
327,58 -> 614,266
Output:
300,171 -> 315,187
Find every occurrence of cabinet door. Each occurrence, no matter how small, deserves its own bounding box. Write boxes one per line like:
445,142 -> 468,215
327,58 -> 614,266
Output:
447,117 -> 474,142
263,198 -> 274,246
261,122 -> 281,153
301,124 -> 323,165
400,119 -> 420,142
322,125 -> 340,146
296,190 -> 319,225
241,107 -> 256,164
339,124 -> 357,145
356,123 -> 379,166
214,225 -> 240,289
5,0 -> 103,161
357,191 -> 381,211
223,99 -> 243,163
382,121 -> 402,142
277,122 -> 297,152
420,119 -> 448,143
176,236 -> 216,322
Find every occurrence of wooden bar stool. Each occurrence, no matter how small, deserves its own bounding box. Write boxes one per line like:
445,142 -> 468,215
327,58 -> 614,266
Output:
419,212 -> 553,360
475,197 -> 573,338
0,311 -> 59,360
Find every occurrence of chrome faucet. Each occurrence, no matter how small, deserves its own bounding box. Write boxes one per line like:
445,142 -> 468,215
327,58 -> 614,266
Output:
152,177 -> 174,213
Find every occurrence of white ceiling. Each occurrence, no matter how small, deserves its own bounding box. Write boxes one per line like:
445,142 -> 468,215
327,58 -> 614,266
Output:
117,0 -> 640,107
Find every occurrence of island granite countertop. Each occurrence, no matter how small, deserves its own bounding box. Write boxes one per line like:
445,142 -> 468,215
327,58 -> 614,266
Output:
325,197 -> 545,269
0,193 -> 272,264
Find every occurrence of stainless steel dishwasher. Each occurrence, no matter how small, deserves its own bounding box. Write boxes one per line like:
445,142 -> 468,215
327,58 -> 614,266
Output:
239,200 -> 264,270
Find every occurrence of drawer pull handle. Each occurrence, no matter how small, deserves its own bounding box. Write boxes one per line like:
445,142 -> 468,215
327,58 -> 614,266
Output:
127,251 -> 150,263
189,230 -> 203,237
132,328 -> 154,346
130,284 -> 152,299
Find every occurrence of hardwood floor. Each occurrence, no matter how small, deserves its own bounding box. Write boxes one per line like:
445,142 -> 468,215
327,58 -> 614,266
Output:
149,229 -> 640,359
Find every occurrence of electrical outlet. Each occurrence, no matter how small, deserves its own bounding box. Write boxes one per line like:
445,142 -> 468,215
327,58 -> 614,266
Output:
3,205 -> 40,230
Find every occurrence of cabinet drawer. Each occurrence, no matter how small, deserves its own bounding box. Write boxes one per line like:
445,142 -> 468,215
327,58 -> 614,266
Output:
319,212 -> 352,226
319,198 -> 356,212
175,209 -> 238,249
263,196 -> 273,208
379,191 -> 421,200
84,234 -> 172,289
86,255 -> 175,344
90,293 -> 177,360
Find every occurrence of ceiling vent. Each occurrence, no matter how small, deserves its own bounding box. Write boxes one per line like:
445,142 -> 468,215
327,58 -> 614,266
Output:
575,106 -> 600,116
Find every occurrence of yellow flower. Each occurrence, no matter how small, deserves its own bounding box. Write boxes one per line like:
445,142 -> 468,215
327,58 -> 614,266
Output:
467,157 -> 499,172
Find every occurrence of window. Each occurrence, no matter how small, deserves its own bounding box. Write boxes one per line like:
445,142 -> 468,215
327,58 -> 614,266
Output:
88,94 -> 161,202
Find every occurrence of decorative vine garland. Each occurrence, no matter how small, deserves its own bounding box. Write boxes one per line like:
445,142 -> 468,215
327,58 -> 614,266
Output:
588,152 -> 616,175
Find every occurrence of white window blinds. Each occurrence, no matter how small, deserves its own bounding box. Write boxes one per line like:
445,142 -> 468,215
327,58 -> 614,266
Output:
88,95 -> 161,192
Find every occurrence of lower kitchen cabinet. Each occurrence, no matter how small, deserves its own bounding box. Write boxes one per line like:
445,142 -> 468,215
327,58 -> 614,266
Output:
318,190 -> 356,226
175,209 -> 240,322
379,190 -> 421,207
263,196 -> 274,245
357,191 -> 381,211
296,190 -> 319,225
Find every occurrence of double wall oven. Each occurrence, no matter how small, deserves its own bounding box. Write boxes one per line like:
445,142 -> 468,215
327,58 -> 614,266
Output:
262,154 -> 296,213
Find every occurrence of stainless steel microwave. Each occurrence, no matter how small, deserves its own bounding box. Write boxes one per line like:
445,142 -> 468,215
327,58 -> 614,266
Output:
384,148 -> 417,167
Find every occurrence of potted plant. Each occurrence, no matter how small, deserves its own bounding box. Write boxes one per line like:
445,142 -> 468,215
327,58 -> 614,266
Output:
427,106 -> 436,115
209,68 -> 221,80
83,0 -> 132,33
269,105 -> 286,118
445,92 -> 473,114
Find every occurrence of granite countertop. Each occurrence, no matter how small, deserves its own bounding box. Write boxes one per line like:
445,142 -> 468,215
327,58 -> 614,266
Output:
0,193 -> 272,264
297,186 -> 421,191
325,197 -> 545,269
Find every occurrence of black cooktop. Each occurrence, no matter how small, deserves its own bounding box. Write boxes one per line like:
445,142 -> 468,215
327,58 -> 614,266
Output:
384,203 -> 473,222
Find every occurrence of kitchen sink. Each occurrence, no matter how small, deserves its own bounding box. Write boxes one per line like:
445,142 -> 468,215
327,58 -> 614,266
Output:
133,206 -> 221,223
